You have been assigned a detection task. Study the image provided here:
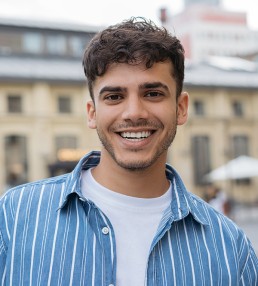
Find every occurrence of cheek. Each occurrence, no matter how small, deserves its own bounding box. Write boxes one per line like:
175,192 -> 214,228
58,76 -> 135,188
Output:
154,107 -> 176,123
94,112 -> 113,131
98,106 -> 121,124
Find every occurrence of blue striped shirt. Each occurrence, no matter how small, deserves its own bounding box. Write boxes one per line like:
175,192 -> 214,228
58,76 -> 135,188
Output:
0,151 -> 257,285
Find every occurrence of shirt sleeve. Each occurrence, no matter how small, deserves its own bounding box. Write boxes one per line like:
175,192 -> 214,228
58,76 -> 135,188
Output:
0,194 -> 9,283
0,229 -> 7,282
239,243 -> 258,285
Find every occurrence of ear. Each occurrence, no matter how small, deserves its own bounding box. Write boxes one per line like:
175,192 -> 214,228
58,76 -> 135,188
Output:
87,100 -> 97,129
177,92 -> 189,126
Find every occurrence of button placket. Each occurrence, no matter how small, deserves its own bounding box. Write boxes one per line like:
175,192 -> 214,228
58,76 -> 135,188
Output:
101,226 -> 115,286
90,209 -> 115,285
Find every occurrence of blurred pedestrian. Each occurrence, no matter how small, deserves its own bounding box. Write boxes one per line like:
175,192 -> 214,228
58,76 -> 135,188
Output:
205,184 -> 232,216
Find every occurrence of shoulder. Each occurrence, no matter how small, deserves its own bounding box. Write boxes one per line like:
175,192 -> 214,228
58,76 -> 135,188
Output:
166,165 -> 258,277
0,174 -> 69,246
190,192 -> 257,255
166,165 -> 255,256
190,193 -> 258,281
0,174 -> 68,215
188,191 -> 247,240
1,173 -> 68,196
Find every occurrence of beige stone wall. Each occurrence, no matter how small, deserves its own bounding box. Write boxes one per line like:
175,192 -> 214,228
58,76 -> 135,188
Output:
0,81 -> 101,195
168,87 -> 258,203
1,82 -> 258,203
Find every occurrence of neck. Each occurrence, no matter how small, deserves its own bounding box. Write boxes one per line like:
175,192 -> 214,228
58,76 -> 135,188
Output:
91,152 -> 170,198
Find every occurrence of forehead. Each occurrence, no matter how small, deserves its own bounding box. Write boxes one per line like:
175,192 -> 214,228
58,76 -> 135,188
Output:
93,61 -> 175,90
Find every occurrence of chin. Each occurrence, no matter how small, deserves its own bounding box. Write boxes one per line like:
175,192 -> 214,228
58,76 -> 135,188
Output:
117,161 -> 151,171
114,154 -> 160,171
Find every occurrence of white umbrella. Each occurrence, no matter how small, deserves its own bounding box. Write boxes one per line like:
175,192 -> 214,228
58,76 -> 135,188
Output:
204,155 -> 258,182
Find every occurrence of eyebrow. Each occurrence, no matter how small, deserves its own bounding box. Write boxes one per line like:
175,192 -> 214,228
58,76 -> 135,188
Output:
99,86 -> 126,96
139,82 -> 169,91
98,81 -> 169,96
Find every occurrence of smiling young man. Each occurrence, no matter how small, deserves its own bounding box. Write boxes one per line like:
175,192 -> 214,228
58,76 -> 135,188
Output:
86,61 -> 188,198
0,17 -> 257,286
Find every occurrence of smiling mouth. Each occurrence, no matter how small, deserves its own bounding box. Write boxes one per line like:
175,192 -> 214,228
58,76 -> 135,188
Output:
119,131 -> 153,141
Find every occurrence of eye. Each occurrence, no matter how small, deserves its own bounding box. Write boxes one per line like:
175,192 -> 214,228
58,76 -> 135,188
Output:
145,91 -> 164,98
104,94 -> 123,104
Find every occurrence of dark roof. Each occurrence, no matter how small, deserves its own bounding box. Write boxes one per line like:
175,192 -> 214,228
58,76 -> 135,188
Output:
184,56 -> 258,89
0,56 -> 85,83
0,55 -> 258,88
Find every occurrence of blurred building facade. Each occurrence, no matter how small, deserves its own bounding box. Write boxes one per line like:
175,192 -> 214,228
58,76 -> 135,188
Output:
159,1 -> 258,203
174,57 -> 258,203
184,0 -> 221,7
0,17 -> 258,204
0,18 -> 101,192
161,1 -> 258,61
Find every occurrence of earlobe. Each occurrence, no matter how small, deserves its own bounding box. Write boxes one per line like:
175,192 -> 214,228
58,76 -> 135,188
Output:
177,92 -> 189,125
87,101 -> 97,129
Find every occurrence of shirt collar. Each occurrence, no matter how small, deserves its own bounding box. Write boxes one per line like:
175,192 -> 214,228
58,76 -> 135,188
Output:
58,150 -> 101,209
59,151 -> 208,226
165,165 -> 208,225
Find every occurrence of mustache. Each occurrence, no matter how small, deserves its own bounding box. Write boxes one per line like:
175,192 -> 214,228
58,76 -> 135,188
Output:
110,119 -> 163,130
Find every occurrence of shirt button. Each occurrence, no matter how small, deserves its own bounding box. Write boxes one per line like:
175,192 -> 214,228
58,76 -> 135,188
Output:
102,226 -> 109,235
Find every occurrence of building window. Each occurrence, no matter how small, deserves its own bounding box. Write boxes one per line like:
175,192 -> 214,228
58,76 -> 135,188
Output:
23,32 -> 43,54
193,100 -> 205,116
46,35 -> 66,55
7,95 -> 22,113
55,136 -> 77,152
191,136 -> 211,185
5,135 -> 28,189
231,135 -> 250,184
232,101 -> 244,117
231,135 -> 249,158
69,36 -> 84,57
58,96 -> 71,113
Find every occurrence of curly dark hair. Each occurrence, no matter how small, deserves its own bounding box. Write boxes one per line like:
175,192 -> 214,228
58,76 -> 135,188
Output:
82,17 -> 185,100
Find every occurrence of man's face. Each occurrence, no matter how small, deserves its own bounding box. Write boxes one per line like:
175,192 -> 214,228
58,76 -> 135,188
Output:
87,61 -> 188,171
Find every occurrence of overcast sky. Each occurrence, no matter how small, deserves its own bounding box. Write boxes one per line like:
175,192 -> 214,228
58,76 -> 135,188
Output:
0,0 -> 258,30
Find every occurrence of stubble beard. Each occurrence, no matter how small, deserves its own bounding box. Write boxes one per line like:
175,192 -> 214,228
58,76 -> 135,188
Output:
96,123 -> 177,171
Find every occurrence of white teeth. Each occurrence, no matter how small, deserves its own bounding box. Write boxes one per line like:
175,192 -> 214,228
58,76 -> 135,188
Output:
121,131 -> 151,140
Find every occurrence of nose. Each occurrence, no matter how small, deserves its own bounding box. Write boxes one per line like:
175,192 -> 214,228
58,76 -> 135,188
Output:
121,95 -> 149,122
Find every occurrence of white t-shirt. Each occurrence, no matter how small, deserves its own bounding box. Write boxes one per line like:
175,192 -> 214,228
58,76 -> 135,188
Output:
81,168 -> 171,286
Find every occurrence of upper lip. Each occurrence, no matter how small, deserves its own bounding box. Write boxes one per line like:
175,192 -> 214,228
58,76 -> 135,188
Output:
116,128 -> 154,132
112,120 -> 160,133
114,126 -> 157,132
